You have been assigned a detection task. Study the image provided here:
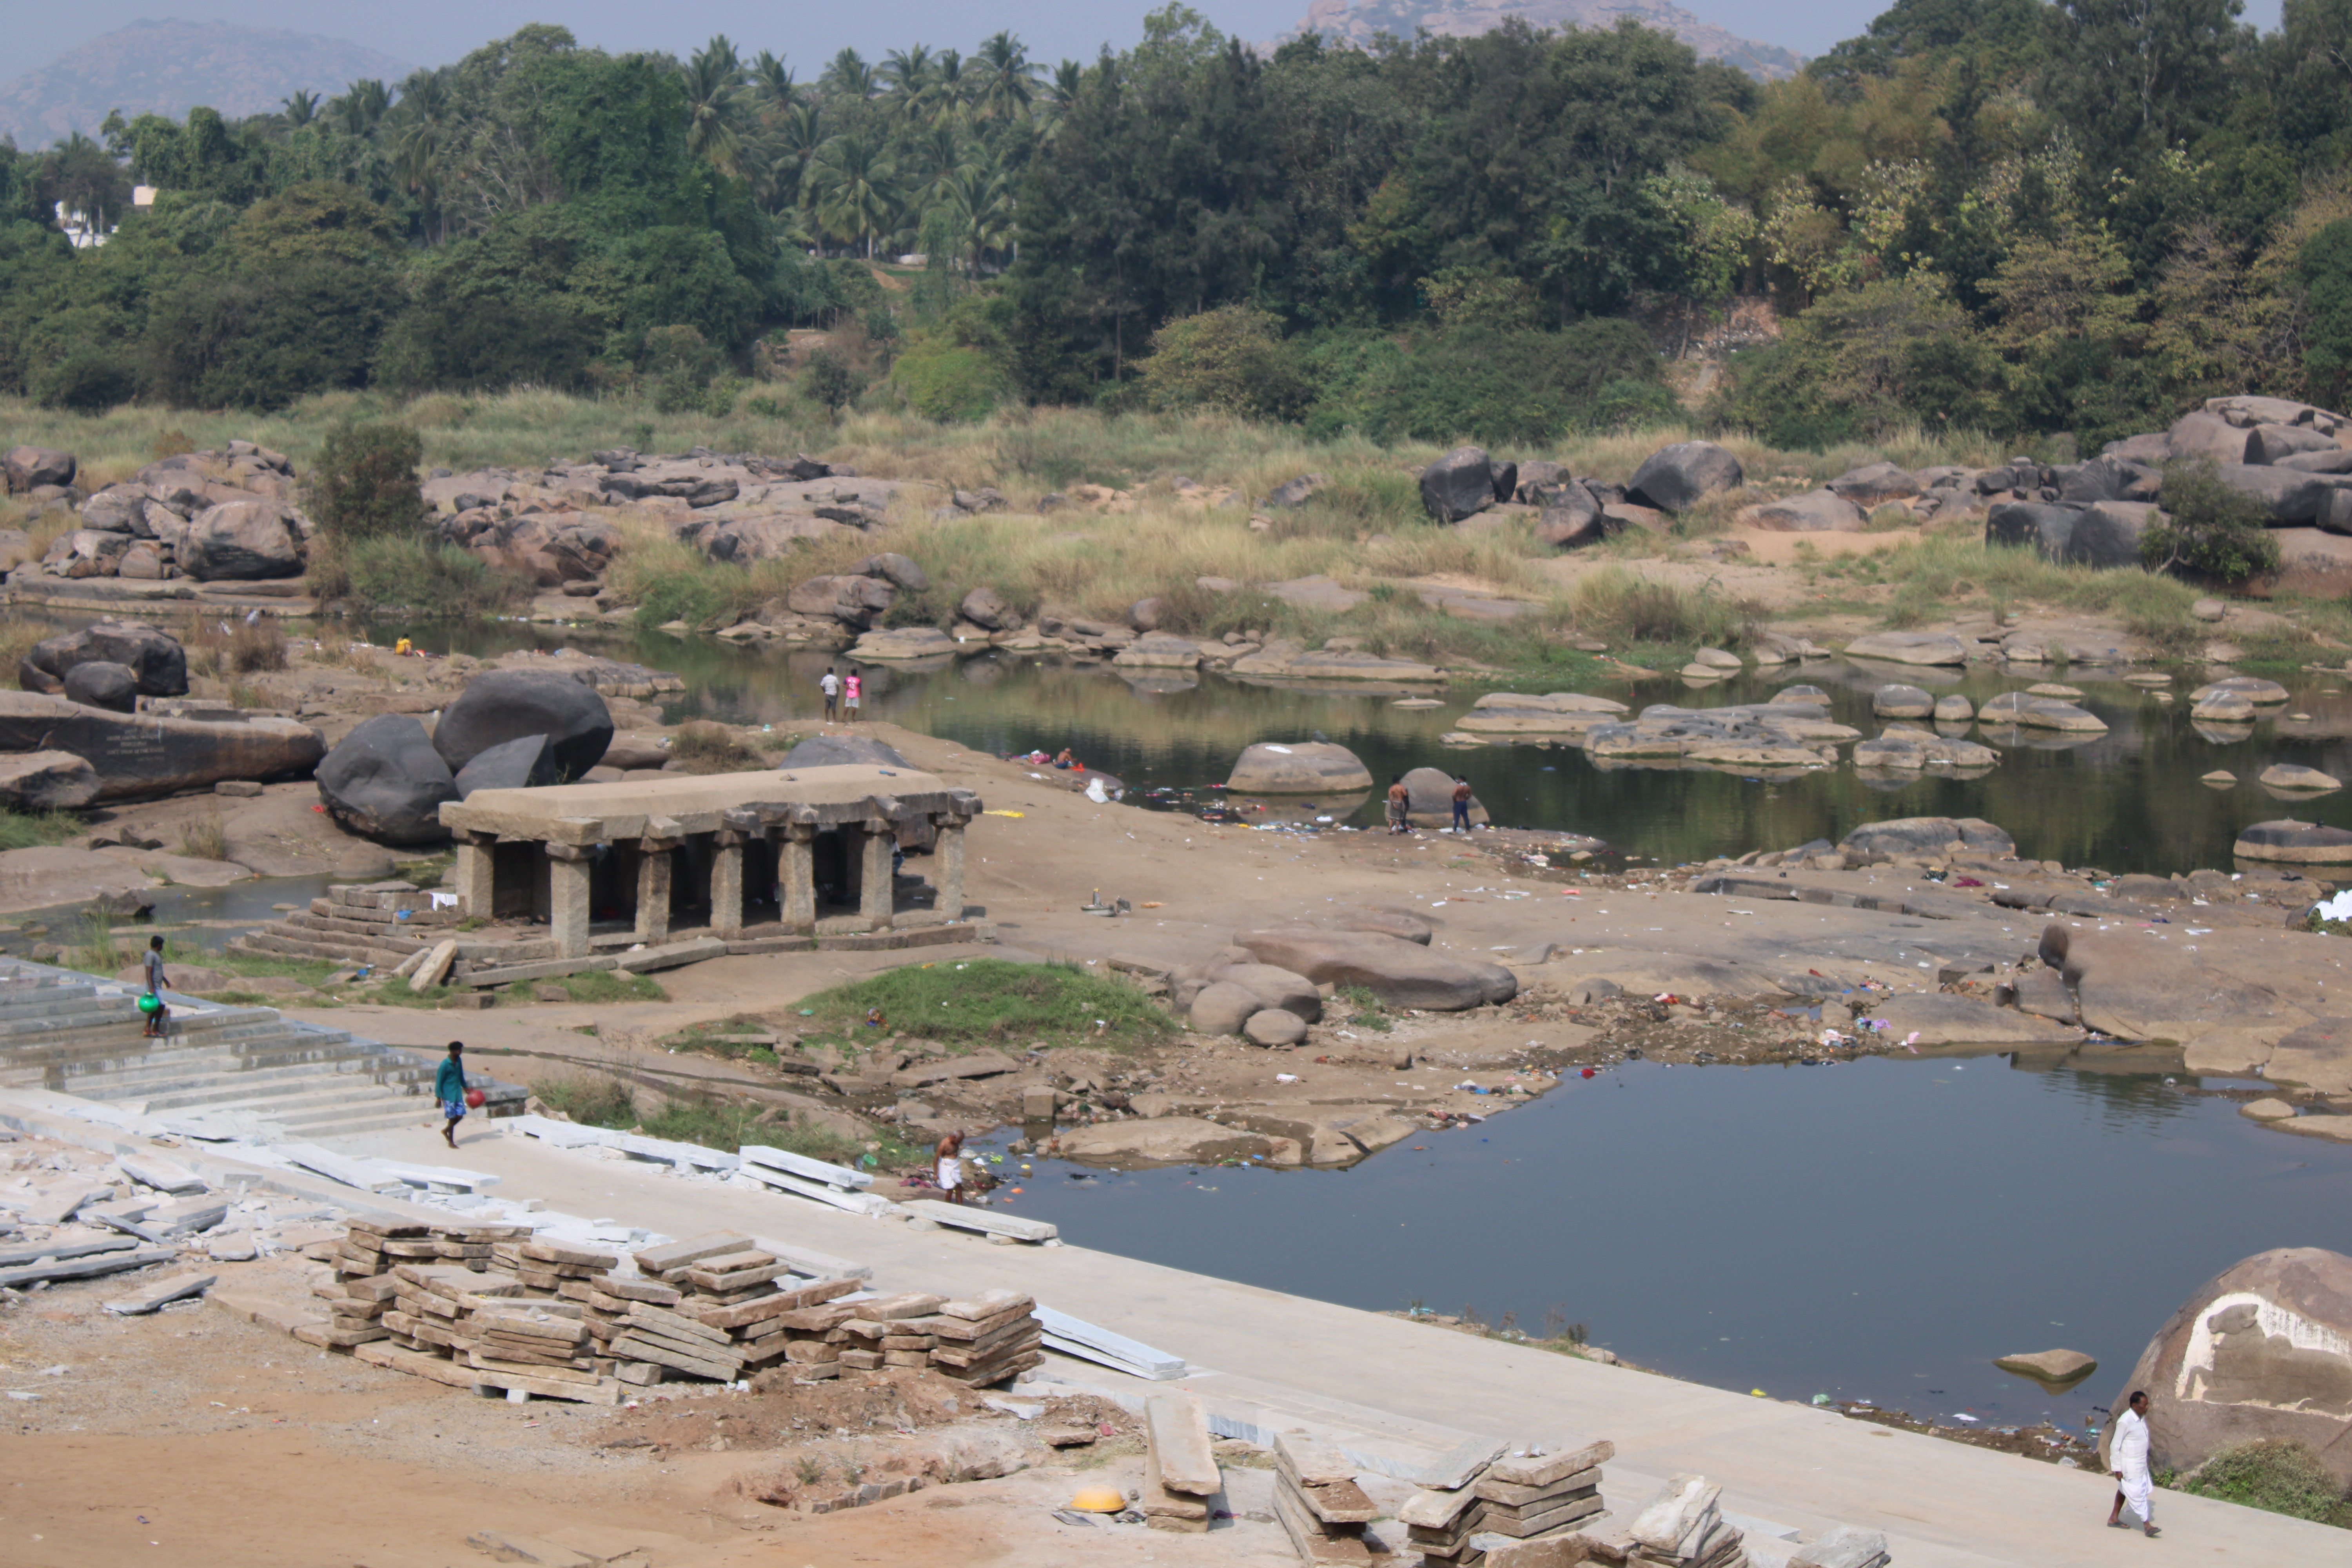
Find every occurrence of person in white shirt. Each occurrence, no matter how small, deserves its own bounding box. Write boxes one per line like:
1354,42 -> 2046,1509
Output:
819,667 -> 840,721
2107,1389 -> 2160,1536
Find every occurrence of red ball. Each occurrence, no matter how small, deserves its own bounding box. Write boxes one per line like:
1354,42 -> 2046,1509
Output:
465,1089 -> 486,1109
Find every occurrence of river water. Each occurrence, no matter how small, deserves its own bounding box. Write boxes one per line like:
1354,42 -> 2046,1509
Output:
134,621 -> 2327,1408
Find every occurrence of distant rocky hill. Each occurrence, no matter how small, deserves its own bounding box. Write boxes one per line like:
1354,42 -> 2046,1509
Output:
0,19 -> 413,148
1286,0 -> 1802,78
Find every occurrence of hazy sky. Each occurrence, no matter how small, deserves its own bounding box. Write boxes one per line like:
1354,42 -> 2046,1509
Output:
16,0 -> 2292,78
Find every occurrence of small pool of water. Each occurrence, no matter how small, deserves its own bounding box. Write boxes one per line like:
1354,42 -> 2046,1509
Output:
376,618 -> 2352,877
974,1054 -> 2346,1425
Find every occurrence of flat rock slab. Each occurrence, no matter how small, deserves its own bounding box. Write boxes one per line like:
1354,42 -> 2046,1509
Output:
896,1199 -> 1057,1241
889,1050 -> 1020,1089
1842,632 -> 1968,665
2261,1018 -> 2352,1094
1145,1391 -> 1220,1495
105,1270 -> 217,1315
1867,993 -> 2082,1046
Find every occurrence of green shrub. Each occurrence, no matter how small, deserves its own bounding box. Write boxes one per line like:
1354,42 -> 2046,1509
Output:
1139,305 -> 1310,421
2143,459 -> 2282,584
306,418 -> 424,542
803,347 -> 865,417
343,536 -> 531,617
2179,1439 -> 2348,1523
892,341 -> 1008,421
795,958 -> 1177,1051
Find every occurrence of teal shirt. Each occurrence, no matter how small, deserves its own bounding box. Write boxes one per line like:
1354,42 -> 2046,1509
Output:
434,1058 -> 468,1103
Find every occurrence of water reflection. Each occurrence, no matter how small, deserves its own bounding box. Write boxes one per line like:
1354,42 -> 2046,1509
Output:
367,619 -> 2352,877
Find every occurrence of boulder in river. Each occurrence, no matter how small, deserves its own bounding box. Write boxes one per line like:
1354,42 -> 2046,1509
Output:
1993,1348 -> 2098,1391
1225,742 -> 1373,794
1851,727 -> 2002,772
18,620 -> 188,697
2234,819 -> 2352,863
1979,692 -> 2107,733
1842,631 -> 1969,666
431,669 -> 613,779
958,586 -> 1012,630
1626,441 -> 1743,513
180,498 -> 306,579
2194,676 -> 2290,706
1454,692 -> 1627,736
317,714 -> 460,845
1401,765 -> 1487,828
1049,1116 -> 1286,1167
2103,1247 -> 2352,1486
2259,763 -> 2341,793
0,691 -> 322,803
1873,684 -> 1932,719
1233,926 -> 1516,1010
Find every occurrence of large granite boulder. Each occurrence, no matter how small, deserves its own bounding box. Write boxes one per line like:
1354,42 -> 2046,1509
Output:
1454,692 -> 1628,736
180,499 -> 305,579
1873,684 -> 1933,719
1533,481 -> 1613,549
40,529 -> 134,577
4,445 -> 75,492
2247,423 -> 2338,464
2168,410 -> 2251,465
18,621 -> 188,697
2102,1248 -> 2352,1486
431,670 -> 613,779
2217,463 -> 2350,524
780,733 -> 910,769
0,692 -> 323,803
1828,462 -> 1918,505
786,573 -> 896,630
451,733 -> 561,800
60,661 -> 138,713
1627,441 -> 1744,512
852,552 -> 926,591
0,750 -> 101,811
1736,488 -> 1866,531
959,586 -> 1013,630
1842,631 -> 1968,666
1401,765 -> 1487,827
2234,819 -> 2352,863
318,714 -> 460,844
1838,817 -> 2016,857
1420,446 -> 1496,524
1233,927 -> 1516,1010
1225,742 -> 1374,794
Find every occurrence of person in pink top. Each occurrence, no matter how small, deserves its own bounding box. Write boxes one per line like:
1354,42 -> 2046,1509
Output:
843,671 -> 862,722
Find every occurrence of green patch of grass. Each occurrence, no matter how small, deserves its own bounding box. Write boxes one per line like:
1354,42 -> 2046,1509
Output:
1336,985 -> 1393,1032
530,1071 -> 926,1167
795,958 -> 1178,1053
2178,1439 -> 2352,1526
517,969 -> 667,1006
0,808 -> 83,850
532,1074 -> 637,1125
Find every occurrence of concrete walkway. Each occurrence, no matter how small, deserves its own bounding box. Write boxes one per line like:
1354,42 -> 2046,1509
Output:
330,1117 -> 2344,1566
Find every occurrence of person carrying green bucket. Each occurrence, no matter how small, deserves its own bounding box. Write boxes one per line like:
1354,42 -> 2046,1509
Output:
139,935 -> 169,1039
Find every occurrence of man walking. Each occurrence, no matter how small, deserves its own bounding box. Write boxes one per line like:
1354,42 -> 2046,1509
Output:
819,666 -> 840,721
935,1130 -> 967,1205
140,935 -> 170,1039
1386,775 -> 1412,835
2107,1389 -> 2160,1537
1450,776 -> 1474,834
435,1041 -> 470,1149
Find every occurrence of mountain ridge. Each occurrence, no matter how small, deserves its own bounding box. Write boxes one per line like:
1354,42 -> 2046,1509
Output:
0,18 -> 413,148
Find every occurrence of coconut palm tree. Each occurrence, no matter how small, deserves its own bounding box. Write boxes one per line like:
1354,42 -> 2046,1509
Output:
879,44 -> 935,105
940,162 -> 1014,274
822,48 -> 877,100
811,133 -> 900,258
326,78 -> 391,139
750,50 -> 797,125
975,33 -> 1044,122
759,100 -> 827,216
279,89 -> 321,128
903,123 -> 969,205
387,71 -> 453,241
681,35 -> 753,176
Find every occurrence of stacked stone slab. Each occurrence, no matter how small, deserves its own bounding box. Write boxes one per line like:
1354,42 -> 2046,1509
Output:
1788,1528 -> 1891,1568
1142,1392 -> 1221,1533
1402,1438 -> 1613,1566
612,1231 -> 860,1385
923,1289 -> 1043,1386
1626,1474 -> 1748,1568
231,880 -> 465,972
1271,1430 -> 1379,1563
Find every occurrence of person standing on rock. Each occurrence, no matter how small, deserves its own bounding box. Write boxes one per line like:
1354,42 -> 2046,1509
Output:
1450,777 -> 1473,833
1387,775 -> 1412,835
140,935 -> 169,1039
819,666 -> 840,721
935,1131 -> 968,1204
843,671 -> 862,722
2106,1389 -> 2160,1537
435,1042 -> 470,1149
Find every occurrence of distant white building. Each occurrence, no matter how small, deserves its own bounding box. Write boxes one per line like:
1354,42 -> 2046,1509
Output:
56,200 -> 112,250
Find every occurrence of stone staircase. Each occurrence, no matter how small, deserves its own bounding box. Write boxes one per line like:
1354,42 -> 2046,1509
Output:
227,880 -> 557,980
0,958 -> 518,1140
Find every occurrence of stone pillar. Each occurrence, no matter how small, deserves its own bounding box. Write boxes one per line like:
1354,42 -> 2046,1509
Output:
454,833 -> 497,919
858,820 -> 896,927
546,844 -> 592,958
635,845 -> 674,944
780,827 -> 817,932
712,832 -> 745,937
935,817 -> 967,921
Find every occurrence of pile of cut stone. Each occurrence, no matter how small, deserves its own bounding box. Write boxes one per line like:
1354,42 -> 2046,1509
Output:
767,1284 -> 1042,1387
1401,1438 -> 1612,1565
1271,1429 -> 1379,1562
1142,1392 -> 1221,1533
1621,1474 -> 1747,1568
597,1233 -> 855,1385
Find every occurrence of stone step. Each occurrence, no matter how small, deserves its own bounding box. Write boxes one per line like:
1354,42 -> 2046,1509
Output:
280,1105 -> 444,1140
282,912 -> 437,952
0,1015 -> 332,1058
230,931 -> 413,967
137,1076 -> 429,1118
60,1053 -> 432,1107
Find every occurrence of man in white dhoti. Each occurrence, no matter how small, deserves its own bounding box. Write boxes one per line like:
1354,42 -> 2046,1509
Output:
935,1130 -> 966,1205
2107,1389 -> 2160,1536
